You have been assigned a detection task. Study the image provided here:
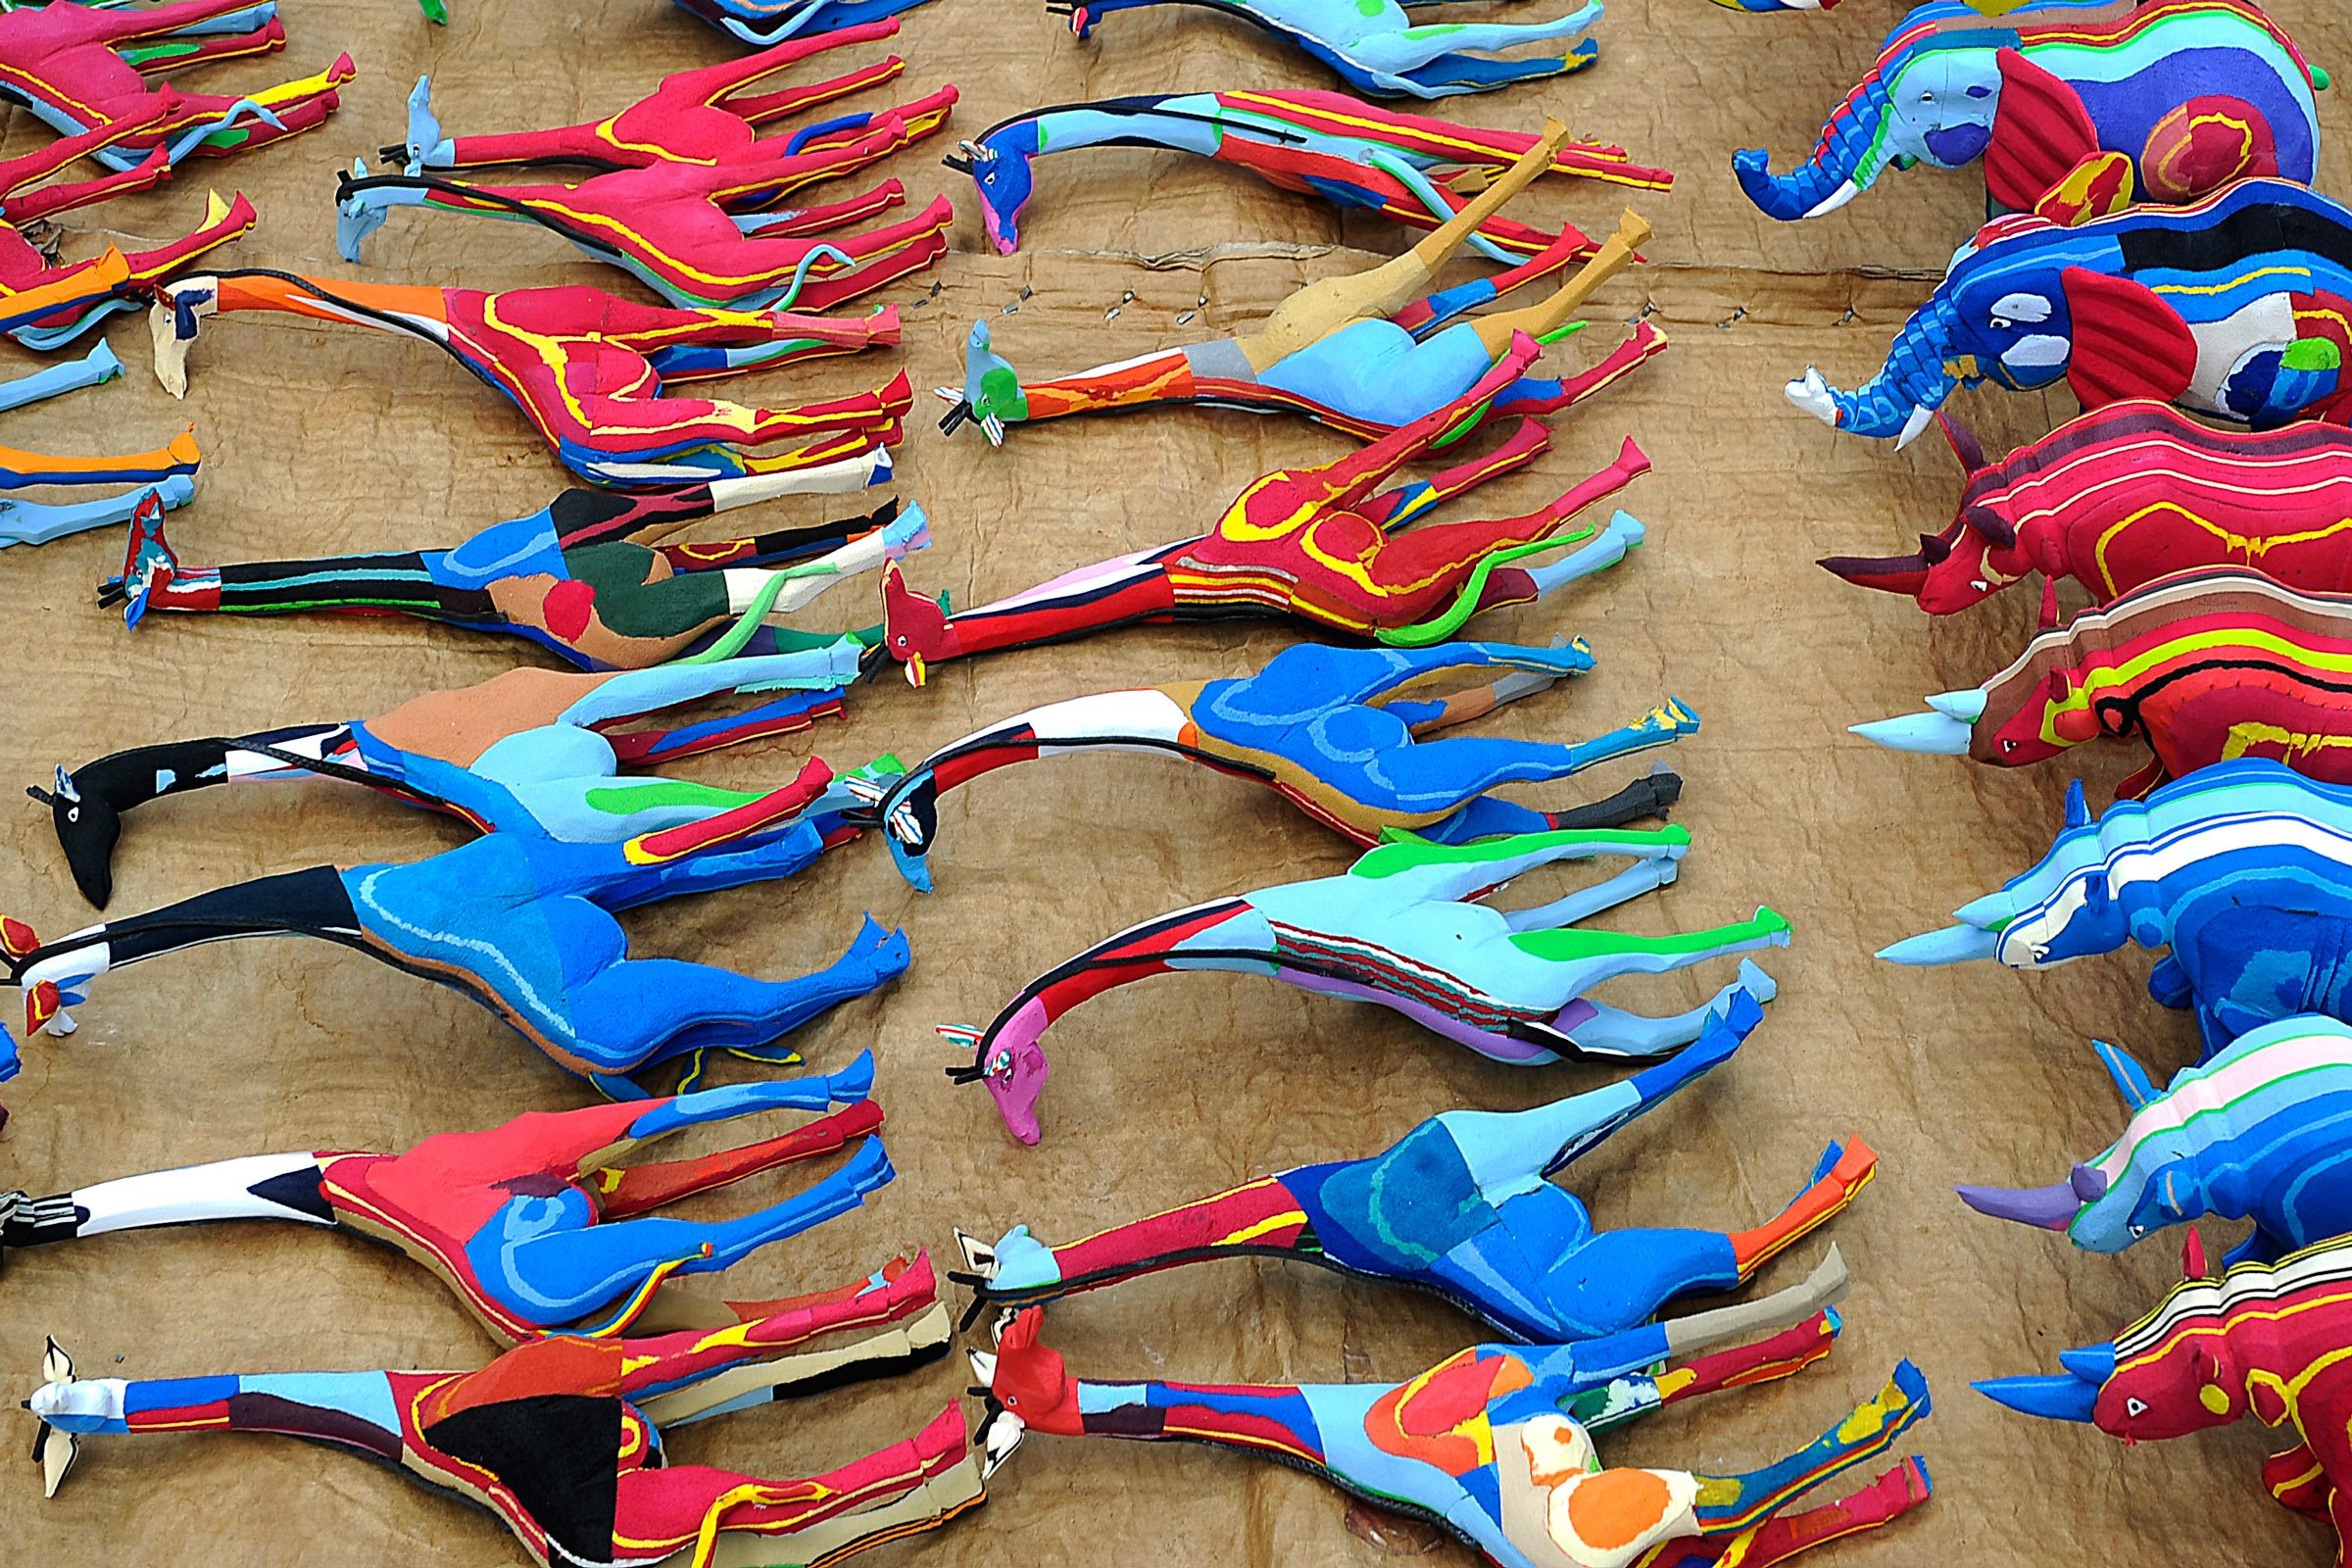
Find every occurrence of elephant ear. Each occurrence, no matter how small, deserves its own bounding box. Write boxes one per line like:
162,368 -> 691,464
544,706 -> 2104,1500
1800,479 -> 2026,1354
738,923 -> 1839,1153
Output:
1984,48 -> 2102,215
2059,267 -> 2198,410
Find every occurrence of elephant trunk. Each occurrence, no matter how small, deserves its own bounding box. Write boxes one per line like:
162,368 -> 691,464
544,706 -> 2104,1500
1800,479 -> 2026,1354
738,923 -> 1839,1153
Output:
1788,296 -> 1964,446
1734,74 -> 1891,221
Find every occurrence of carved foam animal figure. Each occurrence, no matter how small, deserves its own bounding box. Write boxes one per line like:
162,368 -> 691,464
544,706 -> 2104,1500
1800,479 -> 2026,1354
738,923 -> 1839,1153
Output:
149,270 -> 913,489
1957,1015 -> 2352,1266
959,990 -> 1879,1344
37,634 -> 873,908
0,0 -> 352,172
971,1301 -> 1933,1568
337,59 -> 957,312
1737,0 -> 2323,223
948,825 -> 1788,1145
1880,762 -> 2352,1057
0,757 -> 911,1104
0,348 -> 204,550
1,1054 -> 906,1341
1787,179 -> 2352,446
949,90 -> 1670,260
666,0 -> 943,48
1821,404 -> 2352,621
0,356 -> 203,551
395,20 -> 949,173
887,335 -> 1650,685
1055,0 -> 1604,100
869,638 -> 1694,891
941,121 -> 1662,445
22,1291 -> 984,1568
0,112 -> 260,349
1853,568 -> 2352,798
1979,1232 -> 2352,1563
105,482 -> 923,667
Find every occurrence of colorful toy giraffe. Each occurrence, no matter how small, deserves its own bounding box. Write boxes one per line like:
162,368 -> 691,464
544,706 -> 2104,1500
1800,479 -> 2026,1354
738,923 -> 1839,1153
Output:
971,1299 -> 1933,1568
24,1285 -> 982,1567
885,332 -> 1650,683
866,638 -> 1691,890
150,270 -> 912,490
3,1054 -> 907,1342
946,826 -> 1788,1144
956,989 -> 1879,1344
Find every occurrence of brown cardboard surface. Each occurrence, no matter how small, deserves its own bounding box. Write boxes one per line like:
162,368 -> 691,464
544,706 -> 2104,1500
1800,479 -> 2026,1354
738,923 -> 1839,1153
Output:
2,0 -> 2349,1564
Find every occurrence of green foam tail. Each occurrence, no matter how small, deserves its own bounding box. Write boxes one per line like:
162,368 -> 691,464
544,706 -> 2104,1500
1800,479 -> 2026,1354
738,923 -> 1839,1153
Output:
1376,527 -> 1604,648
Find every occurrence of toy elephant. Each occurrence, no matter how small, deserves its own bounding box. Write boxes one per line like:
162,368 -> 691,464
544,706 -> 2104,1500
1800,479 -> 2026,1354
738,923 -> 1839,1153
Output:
1737,0 -> 2321,222
2,1054 -> 904,1341
948,825 -> 1787,1144
971,1302 -> 1932,1568
1787,178 -> 2352,445
1979,1231 -> 2352,1565
868,638 -> 1694,889
1820,403 -> 2352,621
1852,568 -> 2352,798
23,1284 -> 981,1568
1880,763 -> 2352,1057
1957,1014 -> 2352,1267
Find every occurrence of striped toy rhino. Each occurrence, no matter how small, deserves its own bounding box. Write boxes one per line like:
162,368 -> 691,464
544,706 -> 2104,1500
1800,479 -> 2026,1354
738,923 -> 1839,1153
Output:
1851,568 -> 2352,798
1980,1233 -> 2352,1563
1957,1014 -> 2352,1266
1820,403 -> 2352,621
1881,761 -> 2352,1056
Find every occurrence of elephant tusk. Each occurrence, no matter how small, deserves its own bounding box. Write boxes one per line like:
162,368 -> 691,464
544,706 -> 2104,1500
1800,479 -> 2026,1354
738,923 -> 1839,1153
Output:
1895,404 -> 1936,449
1802,178 -> 1862,219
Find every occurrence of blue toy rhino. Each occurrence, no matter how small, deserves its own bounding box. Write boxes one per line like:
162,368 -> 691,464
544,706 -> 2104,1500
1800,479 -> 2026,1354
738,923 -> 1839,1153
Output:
1957,1015 -> 2352,1267
1881,763 -> 2352,1057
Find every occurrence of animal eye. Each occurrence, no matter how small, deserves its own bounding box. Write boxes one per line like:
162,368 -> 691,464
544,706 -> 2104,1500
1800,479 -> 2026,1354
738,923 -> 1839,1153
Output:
65,808 -> 77,822
2130,1224 -> 2145,1237
2126,1397 -> 2146,1417
2000,739 -> 2018,754
1991,317 -> 2014,331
